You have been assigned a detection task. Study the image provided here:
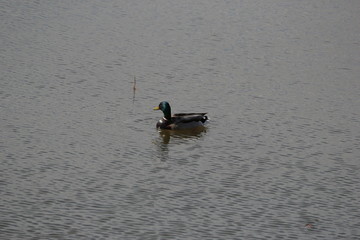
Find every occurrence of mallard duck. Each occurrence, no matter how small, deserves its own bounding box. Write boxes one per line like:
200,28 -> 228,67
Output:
153,101 -> 208,130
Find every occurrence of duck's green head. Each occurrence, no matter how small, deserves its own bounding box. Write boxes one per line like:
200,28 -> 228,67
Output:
153,101 -> 171,119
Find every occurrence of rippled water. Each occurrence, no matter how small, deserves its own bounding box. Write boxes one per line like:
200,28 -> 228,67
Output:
1,0 -> 360,239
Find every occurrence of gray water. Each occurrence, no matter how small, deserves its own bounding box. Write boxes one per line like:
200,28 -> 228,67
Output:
1,0 -> 360,239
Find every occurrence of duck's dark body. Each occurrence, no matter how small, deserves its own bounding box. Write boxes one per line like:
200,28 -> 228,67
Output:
154,102 -> 208,130
156,113 -> 208,130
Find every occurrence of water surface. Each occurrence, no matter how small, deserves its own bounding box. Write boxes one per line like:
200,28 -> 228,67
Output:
1,0 -> 360,239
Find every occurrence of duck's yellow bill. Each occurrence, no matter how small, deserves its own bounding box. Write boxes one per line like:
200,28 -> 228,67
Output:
153,106 -> 160,110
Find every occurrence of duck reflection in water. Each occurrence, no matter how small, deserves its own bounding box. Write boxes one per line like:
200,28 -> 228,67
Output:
157,126 -> 207,144
153,122 -> 207,163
